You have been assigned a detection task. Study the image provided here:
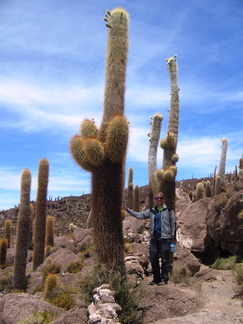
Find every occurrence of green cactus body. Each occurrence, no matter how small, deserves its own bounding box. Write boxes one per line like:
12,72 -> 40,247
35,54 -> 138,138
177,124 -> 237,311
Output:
33,158 -> 49,271
13,168 -> 31,289
196,182 -> 204,200
133,185 -> 140,212
0,238 -> 8,265
4,219 -> 11,248
70,136 -> 95,172
84,138 -> 105,166
105,115 -> 129,162
157,56 -> 180,210
205,180 -> 212,197
70,7 -> 129,275
80,119 -> 98,138
127,167 -> 134,209
44,273 -> 58,299
148,114 -> 163,207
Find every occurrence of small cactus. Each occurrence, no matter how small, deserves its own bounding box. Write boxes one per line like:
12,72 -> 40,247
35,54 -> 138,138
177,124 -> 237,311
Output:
44,273 -> 58,299
205,180 -> 212,197
196,182 -> 204,200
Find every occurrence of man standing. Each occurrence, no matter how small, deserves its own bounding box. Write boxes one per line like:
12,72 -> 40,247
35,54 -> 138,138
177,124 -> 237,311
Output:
125,192 -> 176,285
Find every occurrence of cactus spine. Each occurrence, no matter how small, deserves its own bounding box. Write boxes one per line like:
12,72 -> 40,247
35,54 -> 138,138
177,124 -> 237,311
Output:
33,158 -> 49,270
70,7 -> 129,275
13,168 -> 31,290
215,138 -> 228,195
156,55 -> 180,210
4,219 -> 11,248
148,113 -> 163,207
127,167 -> 134,209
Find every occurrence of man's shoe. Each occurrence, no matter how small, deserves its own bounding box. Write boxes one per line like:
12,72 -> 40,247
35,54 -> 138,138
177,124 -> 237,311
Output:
148,281 -> 158,285
158,281 -> 167,286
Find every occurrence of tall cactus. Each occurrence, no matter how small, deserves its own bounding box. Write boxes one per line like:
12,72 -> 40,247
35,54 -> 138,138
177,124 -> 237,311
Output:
127,167 -> 134,209
148,113 -> 163,207
33,158 -> 49,270
215,138 -> 228,195
156,55 -> 180,211
70,7 -> 129,275
13,168 -> 31,290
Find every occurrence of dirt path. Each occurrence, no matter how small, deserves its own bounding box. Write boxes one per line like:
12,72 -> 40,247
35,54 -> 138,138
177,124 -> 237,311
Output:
159,269 -> 243,324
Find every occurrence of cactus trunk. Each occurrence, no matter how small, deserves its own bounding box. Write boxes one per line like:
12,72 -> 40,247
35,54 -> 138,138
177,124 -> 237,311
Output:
33,158 -> 49,270
92,161 -> 125,272
13,168 -> 31,290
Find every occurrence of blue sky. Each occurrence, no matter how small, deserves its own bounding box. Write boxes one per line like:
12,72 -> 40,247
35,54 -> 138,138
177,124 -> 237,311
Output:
0,0 -> 242,210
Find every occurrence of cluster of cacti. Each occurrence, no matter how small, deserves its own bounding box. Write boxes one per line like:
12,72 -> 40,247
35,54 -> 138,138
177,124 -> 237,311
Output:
33,158 -> 49,270
148,113 -> 163,207
13,168 -> 31,290
70,7 -> 129,274
215,138 -> 228,195
0,238 -> 8,265
127,167 -> 134,209
133,185 -> 140,211
155,55 -> 180,211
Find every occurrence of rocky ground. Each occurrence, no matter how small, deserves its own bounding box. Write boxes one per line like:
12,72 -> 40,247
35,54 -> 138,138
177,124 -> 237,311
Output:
158,268 -> 243,324
0,178 -> 242,323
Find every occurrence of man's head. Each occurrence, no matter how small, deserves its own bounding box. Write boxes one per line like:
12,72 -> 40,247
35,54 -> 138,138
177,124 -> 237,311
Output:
154,192 -> 164,207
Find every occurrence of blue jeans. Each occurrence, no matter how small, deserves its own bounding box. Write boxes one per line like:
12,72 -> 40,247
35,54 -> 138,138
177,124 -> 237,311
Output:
149,239 -> 170,283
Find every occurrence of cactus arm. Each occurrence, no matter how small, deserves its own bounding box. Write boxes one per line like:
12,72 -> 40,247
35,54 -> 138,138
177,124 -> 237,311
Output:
148,113 -> 163,195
